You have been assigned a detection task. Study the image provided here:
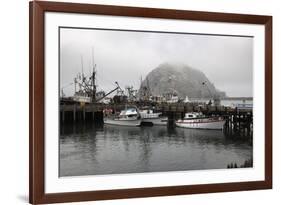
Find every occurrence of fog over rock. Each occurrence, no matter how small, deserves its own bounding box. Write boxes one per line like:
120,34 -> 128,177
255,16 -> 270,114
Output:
140,63 -> 226,99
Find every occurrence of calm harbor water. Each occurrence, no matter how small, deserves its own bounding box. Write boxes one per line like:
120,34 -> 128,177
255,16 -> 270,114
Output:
59,123 -> 253,177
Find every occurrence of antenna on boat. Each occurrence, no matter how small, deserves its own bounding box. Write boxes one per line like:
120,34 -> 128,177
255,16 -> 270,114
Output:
80,56 -> 84,81
91,47 -> 96,102
92,47 -> 95,70
74,77 -> 77,93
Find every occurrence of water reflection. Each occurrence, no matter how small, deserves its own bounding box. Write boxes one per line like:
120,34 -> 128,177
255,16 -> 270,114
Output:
60,123 -> 252,176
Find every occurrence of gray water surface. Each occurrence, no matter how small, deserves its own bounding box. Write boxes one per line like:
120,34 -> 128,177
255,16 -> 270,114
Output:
59,123 -> 252,176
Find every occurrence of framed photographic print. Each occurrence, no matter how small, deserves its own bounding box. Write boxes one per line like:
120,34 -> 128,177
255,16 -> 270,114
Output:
29,1 -> 272,204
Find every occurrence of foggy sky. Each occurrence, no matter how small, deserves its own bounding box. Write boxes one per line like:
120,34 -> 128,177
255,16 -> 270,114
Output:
60,27 -> 253,97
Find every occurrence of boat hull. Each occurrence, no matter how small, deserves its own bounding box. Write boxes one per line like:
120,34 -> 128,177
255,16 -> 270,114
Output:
176,120 -> 225,130
104,118 -> 141,127
141,118 -> 167,126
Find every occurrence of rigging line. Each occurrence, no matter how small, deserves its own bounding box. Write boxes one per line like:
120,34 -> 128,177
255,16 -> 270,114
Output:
97,75 -> 117,88
61,82 -> 74,89
61,86 -> 74,90
80,56 -> 84,78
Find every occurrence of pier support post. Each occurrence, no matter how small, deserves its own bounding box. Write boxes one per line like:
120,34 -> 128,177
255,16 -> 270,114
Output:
73,104 -> 76,122
182,105 -> 187,119
83,107 -> 86,121
62,109 -> 65,123
167,111 -> 176,128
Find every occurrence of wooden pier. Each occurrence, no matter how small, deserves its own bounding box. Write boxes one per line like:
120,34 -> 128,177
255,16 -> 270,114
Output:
60,104 -> 104,123
60,102 -> 253,135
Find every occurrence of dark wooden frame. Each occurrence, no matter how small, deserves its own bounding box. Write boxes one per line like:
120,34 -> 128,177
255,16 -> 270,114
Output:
29,1 -> 272,204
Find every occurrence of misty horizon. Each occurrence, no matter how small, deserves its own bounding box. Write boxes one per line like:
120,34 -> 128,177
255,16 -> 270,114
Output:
60,27 -> 253,98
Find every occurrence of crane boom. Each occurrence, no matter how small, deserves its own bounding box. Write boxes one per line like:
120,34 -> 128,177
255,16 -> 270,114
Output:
96,82 -> 121,102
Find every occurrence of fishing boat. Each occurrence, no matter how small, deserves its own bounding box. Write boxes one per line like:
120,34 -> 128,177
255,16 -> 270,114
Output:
176,112 -> 225,130
72,91 -> 92,103
104,107 -> 141,126
139,109 -> 168,126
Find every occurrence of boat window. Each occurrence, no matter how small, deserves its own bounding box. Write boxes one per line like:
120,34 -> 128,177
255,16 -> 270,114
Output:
188,114 -> 194,118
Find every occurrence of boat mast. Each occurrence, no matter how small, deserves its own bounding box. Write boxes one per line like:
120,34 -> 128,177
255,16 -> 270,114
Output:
74,77 -> 77,93
81,56 -> 84,81
91,47 -> 96,102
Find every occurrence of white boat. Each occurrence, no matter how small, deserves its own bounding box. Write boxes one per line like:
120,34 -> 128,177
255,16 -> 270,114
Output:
139,109 -> 167,126
176,112 -> 225,130
104,107 -> 141,127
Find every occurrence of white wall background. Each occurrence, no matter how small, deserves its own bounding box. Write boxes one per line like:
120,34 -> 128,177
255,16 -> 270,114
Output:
0,0 -> 279,204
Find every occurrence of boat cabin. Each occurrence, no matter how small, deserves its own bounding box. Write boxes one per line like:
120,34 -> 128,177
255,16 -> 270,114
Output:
119,108 -> 139,118
184,112 -> 204,119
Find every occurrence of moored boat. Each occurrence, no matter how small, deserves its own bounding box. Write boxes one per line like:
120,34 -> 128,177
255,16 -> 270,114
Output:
104,107 -> 141,127
176,112 -> 225,130
139,109 -> 168,126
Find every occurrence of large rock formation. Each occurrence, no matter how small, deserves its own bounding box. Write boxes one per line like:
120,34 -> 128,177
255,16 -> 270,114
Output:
140,63 -> 226,99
